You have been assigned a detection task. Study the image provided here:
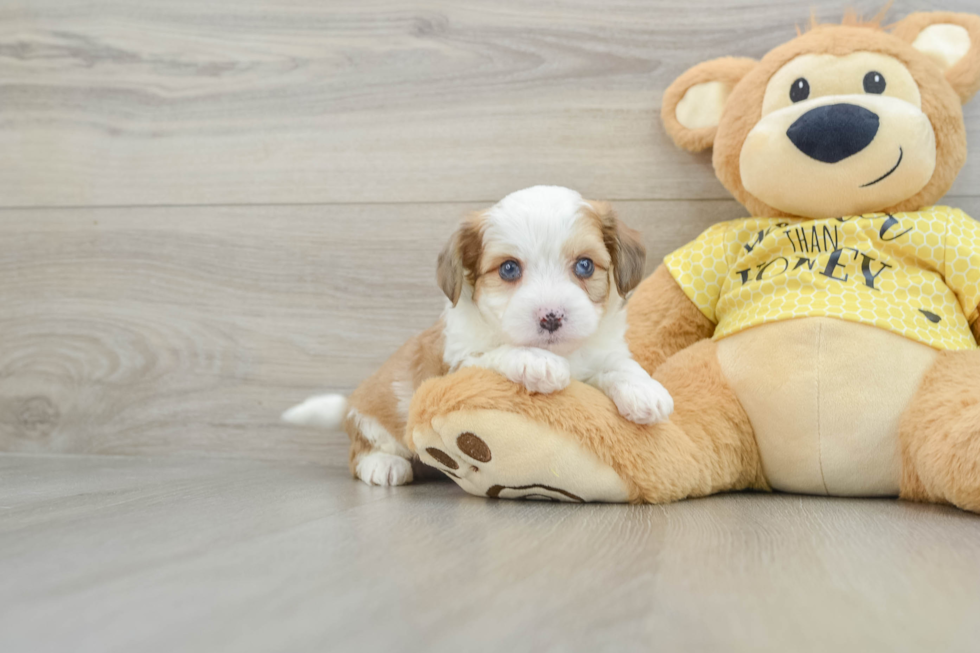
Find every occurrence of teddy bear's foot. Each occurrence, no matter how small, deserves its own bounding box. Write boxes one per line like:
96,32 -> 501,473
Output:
411,404 -> 630,503
408,341 -> 769,504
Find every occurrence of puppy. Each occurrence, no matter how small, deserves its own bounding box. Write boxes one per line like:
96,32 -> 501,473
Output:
283,186 -> 673,486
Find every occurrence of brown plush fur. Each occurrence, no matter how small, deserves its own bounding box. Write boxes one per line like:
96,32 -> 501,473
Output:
409,339 -> 767,504
712,23 -> 968,218
625,264 -> 715,373
661,12 -> 980,219
661,57 -> 758,153
798,5 -> 891,34
405,10 -> 980,511
892,12 -> 980,104
899,350 -> 980,512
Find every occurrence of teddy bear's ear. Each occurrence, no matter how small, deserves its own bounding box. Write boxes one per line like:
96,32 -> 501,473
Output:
661,57 -> 757,152
892,12 -> 980,104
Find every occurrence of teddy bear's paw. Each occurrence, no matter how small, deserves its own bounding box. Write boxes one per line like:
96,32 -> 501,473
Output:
411,408 -> 630,502
503,348 -> 571,394
606,374 -> 674,425
413,425 -> 495,488
355,452 -> 414,486
418,427 -> 584,502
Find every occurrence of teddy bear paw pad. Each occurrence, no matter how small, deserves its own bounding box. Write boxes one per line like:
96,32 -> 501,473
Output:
412,409 -> 630,502
422,431 -> 489,478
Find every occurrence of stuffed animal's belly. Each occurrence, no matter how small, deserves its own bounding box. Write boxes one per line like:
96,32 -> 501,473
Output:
716,317 -> 937,496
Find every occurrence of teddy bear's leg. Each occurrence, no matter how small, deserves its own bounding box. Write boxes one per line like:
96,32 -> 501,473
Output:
899,349 -> 980,512
409,339 -> 768,503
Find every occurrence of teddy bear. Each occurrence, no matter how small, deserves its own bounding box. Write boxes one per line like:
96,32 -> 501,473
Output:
406,10 -> 980,511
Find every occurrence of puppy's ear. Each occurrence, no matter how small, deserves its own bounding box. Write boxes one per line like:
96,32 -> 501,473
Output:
436,232 -> 464,306
591,201 -> 646,296
436,213 -> 483,306
611,221 -> 646,296
661,57 -> 757,152
892,12 -> 980,104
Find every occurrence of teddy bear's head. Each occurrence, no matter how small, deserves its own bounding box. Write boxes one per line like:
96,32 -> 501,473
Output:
662,11 -> 980,219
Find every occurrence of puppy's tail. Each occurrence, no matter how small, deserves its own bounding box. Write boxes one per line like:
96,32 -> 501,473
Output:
281,393 -> 349,429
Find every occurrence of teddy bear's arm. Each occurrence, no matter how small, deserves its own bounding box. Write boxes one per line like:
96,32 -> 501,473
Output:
626,264 -> 715,374
971,315 -> 979,344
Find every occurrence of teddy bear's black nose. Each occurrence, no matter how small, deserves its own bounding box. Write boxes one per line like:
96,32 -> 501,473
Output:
786,103 -> 880,163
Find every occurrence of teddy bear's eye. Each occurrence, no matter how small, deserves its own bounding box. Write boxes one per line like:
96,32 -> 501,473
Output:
863,71 -> 886,94
790,78 -> 810,103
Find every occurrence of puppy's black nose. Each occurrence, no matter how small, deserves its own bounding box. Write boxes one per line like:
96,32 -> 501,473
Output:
540,313 -> 562,333
786,103 -> 879,163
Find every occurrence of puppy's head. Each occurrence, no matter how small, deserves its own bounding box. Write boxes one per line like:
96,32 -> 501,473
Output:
438,186 -> 645,353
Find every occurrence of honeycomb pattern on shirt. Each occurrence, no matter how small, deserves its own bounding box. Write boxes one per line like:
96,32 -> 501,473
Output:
664,206 -> 980,351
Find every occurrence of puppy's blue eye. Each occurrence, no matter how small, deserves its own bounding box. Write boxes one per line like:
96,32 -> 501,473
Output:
574,257 -> 594,278
499,260 -> 521,281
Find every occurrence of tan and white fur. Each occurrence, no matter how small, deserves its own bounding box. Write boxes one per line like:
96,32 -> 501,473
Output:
283,186 -> 672,486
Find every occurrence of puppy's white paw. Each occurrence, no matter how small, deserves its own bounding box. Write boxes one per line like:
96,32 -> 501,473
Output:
355,452 -> 414,486
606,375 -> 674,425
504,348 -> 571,394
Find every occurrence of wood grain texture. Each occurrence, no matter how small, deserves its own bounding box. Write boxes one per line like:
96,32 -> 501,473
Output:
0,0 -> 977,207
1,454 -> 979,653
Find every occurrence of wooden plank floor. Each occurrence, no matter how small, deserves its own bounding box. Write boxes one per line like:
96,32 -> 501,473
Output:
1,453 -> 979,653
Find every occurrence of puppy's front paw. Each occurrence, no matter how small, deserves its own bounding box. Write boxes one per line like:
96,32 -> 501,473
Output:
607,376 -> 674,425
355,452 -> 414,486
504,348 -> 570,394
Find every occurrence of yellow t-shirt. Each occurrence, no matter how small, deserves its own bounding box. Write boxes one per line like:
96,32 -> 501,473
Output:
664,206 -> 980,351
